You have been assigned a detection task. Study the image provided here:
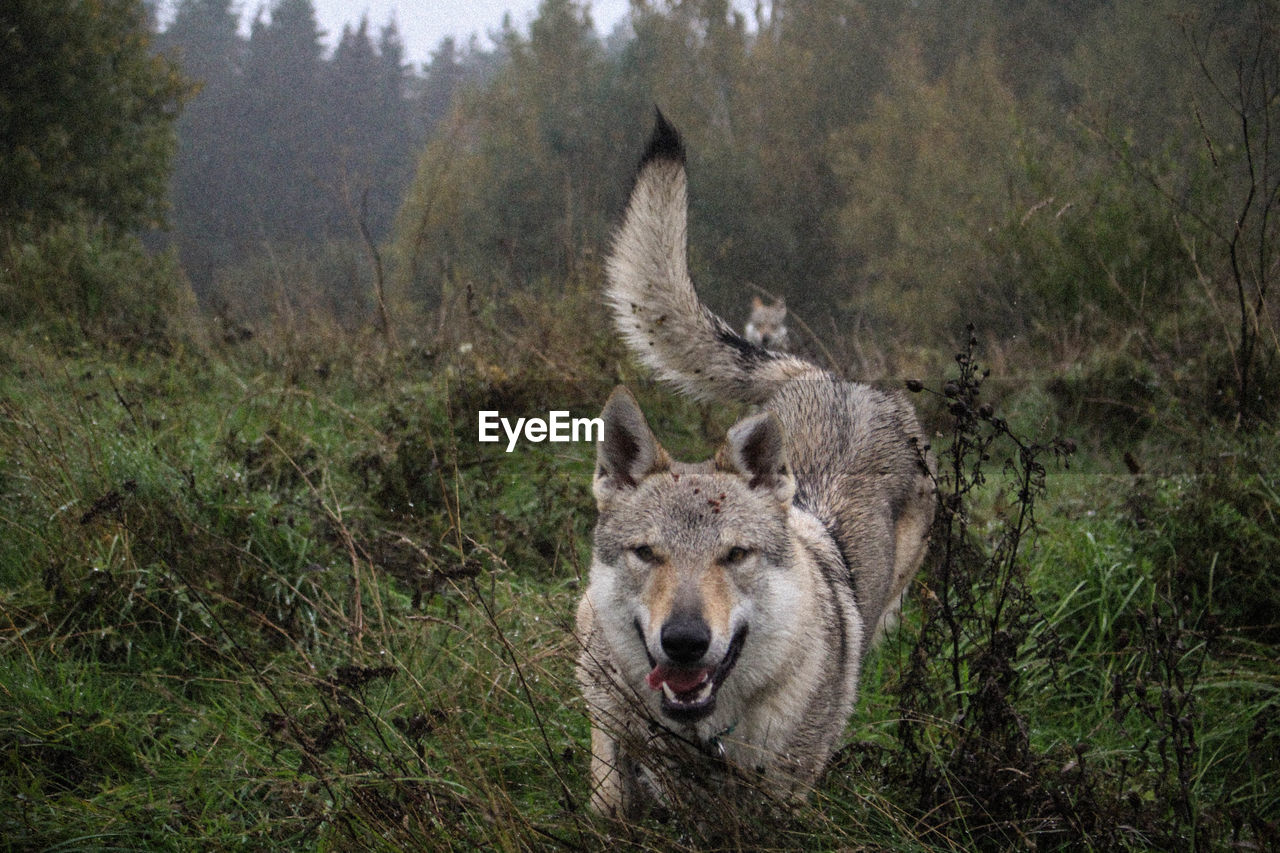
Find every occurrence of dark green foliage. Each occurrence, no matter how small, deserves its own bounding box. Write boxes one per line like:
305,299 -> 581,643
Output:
1131,435 -> 1280,641
0,0 -> 190,232
1044,347 -> 1164,445
0,213 -> 192,351
329,18 -> 417,243
397,0 -> 631,302
157,0 -> 251,285
0,0 -> 193,351
994,151 -> 1195,338
239,0 -> 329,242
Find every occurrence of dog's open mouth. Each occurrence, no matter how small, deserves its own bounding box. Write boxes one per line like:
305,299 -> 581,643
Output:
641,625 -> 748,723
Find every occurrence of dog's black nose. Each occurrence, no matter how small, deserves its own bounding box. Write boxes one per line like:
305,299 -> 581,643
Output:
660,615 -> 711,664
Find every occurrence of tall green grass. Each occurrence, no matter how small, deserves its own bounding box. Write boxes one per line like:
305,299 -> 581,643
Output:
1,310 -> 1276,850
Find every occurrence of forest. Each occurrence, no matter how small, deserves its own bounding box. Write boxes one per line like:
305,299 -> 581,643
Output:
1,0 -> 1277,849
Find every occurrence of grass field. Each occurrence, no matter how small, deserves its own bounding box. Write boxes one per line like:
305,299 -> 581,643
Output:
1,311 -> 1276,851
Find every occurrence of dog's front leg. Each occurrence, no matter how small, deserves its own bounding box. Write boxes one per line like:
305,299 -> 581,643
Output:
588,724 -> 625,816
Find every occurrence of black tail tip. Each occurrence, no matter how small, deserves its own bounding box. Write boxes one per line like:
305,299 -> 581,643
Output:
642,108 -> 685,166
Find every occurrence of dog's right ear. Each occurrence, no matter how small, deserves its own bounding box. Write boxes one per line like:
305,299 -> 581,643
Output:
594,386 -> 668,508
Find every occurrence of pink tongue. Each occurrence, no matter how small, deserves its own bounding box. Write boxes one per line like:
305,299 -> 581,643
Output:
646,666 -> 711,693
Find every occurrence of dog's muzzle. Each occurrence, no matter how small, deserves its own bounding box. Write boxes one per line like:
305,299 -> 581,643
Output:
635,619 -> 749,724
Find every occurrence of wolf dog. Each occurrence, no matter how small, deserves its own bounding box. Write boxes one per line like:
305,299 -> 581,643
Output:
575,112 -> 937,819
745,295 -> 789,350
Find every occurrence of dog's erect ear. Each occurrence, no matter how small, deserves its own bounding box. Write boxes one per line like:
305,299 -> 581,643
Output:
595,387 -> 668,507
717,412 -> 795,505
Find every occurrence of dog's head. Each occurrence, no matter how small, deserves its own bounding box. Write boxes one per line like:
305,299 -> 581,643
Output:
588,386 -> 803,726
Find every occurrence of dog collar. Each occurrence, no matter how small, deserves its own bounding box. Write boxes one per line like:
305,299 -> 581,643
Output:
704,720 -> 738,760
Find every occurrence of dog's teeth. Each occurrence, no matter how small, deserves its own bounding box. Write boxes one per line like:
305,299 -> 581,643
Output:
661,676 -> 715,707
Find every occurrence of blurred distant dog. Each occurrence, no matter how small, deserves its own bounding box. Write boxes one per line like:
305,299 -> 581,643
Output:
745,295 -> 789,350
575,112 -> 937,818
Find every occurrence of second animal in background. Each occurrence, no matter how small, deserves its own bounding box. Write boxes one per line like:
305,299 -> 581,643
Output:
744,295 -> 789,350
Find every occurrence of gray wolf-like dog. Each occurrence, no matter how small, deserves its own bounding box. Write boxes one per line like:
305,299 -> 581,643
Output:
575,112 -> 937,818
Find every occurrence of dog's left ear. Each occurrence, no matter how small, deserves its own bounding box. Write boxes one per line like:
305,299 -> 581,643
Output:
717,412 -> 795,505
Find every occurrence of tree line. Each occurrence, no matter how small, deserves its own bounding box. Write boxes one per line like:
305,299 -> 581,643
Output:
2,0 -> 1274,422
392,0 -> 1274,422
154,0 -> 503,293
1,0 -> 489,331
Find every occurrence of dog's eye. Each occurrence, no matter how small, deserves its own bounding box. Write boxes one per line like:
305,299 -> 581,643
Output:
722,546 -> 753,565
630,545 -> 659,564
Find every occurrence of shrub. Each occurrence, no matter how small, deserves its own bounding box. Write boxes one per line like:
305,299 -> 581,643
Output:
891,330 -> 1082,847
1131,433 -> 1280,641
0,215 -> 195,352
1044,345 -> 1165,445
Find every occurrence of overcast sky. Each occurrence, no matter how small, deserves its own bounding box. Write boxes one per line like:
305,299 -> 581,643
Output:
309,0 -> 633,67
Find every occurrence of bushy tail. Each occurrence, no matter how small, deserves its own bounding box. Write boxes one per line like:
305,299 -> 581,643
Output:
605,112 -> 818,405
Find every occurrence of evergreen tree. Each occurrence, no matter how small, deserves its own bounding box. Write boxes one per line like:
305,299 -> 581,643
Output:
327,17 -> 415,241
0,0 -> 190,232
370,21 -> 417,239
159,0 -> 245,285
831,34 -> 1029,342
422,37 -> 465,130
239,0 -> 328,242
399,0 -> 621,295
156,0 -> 443,305
330,16 -> 382,208
158,0 -> 241,86
376,21 -> 412,119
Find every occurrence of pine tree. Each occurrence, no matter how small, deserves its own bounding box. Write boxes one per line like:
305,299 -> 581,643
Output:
0,0 -> 191,232
239,0 -> 328,242
330,17 -> 382,192
159,0 -> 241,86
422,37 -> 465,130
159,0 -> 245,285
327,16 -> 414,241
